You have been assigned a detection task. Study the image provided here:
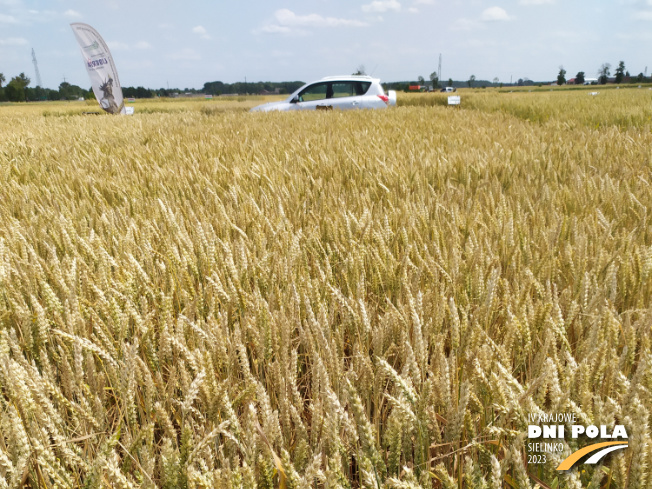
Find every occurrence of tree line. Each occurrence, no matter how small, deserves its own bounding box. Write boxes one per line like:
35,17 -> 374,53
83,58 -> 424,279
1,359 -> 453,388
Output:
0,72 -> 95,102
202,81 -> 305,95
557,61 -> 649,85
0,71 -> 308,102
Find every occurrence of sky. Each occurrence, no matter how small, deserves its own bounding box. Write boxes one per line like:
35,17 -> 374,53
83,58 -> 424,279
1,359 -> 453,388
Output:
0,0 -> 651,89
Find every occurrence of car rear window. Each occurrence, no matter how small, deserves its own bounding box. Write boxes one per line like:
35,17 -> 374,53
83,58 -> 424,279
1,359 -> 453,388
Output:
355,81 -> 371,95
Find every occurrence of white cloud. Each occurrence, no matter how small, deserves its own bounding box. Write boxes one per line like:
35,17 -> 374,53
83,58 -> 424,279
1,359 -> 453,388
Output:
106,40 -> 153,51
408,0 -> 433,14
519,0 -> 555,4
168,48 -> 201,61
0,13 -> 18,23
192,25 -> 211,39
259,8 -> 367,35
633,10 -> 652,19
63,9 -> 81,18
615,31 -> 652,40
274,9 -> 367,27
21,9 -> 61,23
260,24 -> 294,35
481,6 -> 514,21
107,41 -> 130,51
0,37 -> 27,45
271,50 -> 293,58
450,17 -> 482,30
362,0 -> 401,13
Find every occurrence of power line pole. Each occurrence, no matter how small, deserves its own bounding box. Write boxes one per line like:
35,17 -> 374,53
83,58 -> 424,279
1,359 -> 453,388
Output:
438,53 -> 442,83
31,48 -> 43,88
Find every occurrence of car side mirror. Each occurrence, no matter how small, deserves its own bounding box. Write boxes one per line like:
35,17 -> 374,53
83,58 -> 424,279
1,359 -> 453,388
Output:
290,96 -> 299,104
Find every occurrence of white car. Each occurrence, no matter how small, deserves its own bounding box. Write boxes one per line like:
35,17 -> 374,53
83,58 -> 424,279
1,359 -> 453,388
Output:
250,76 -> 397,112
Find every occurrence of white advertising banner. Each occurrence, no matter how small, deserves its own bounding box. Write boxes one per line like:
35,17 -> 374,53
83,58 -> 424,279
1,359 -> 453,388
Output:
70,23 -> 125,114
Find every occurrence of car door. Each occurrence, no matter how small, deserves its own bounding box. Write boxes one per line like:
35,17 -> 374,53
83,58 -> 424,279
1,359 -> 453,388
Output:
290,82 -> 333,110
330,81 -> 376,109
325,82 -> 357,110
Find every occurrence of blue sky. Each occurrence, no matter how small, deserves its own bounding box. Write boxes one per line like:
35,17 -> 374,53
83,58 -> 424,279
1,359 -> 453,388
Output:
1,0 -> 651,89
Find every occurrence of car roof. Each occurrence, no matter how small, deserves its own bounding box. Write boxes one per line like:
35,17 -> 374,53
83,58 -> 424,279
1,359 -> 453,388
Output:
317,75 -> 380,83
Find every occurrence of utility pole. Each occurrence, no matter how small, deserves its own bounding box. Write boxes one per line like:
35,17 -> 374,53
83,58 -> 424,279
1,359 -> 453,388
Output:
438,53 -> 442,84
31,48 -> 43,88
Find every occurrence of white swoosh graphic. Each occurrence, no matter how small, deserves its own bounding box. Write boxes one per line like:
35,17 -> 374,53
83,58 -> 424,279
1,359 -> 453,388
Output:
585,445 -> 628,464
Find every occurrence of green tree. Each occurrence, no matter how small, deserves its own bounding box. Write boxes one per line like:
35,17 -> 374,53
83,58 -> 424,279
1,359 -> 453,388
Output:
557,66 -> 566,85
598,63 -> 610,84
575,72 -> 585,84
5,73 -> 31,101
58,81 -> 72,100
467,74 -> 476,88
58,81 -> 85,100
615,61 -> 625,84
14,72 -> 30,89
448,78 -> 453,88
429,71 -> 439,89
0,73 -> 5,88
352,64 -> 366,76
417,75 -> 425,86
5,83 -> 23,102
25,86 -> 47,101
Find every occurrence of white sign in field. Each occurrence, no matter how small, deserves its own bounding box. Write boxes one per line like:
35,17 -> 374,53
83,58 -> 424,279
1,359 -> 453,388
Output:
448,95 -> 461,105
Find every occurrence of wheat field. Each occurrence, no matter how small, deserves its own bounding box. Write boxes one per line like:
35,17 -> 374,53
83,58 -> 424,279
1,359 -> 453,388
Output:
0,89 -> 651,488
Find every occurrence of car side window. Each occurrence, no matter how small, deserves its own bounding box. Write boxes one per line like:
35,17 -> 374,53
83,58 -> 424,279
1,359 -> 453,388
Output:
298,83 -> 328,102
330,82 -> 355,98
355,82 -> 371,95
328,82 -> 371,98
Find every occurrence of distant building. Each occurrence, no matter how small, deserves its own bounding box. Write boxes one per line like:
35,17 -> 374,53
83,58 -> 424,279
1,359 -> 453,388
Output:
606,76 -> 631,84
171,92 -> 207,98
259,88 -> 281,95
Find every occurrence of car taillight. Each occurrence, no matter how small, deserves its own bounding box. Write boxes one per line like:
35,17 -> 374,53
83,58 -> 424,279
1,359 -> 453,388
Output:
377,94 -> 389,104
